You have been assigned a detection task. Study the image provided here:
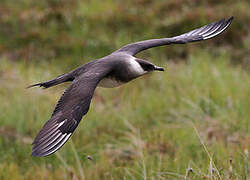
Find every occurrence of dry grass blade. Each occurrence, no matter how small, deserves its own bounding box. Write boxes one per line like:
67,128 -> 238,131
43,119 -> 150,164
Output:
191,123 -> 222,180
55,152 -> 72,175
124,119 -> 147,180
70,140 -> 85,180
157,171 -> 186,179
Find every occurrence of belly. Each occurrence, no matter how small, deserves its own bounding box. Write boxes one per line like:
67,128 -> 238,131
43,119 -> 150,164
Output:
98,77 -> 124,88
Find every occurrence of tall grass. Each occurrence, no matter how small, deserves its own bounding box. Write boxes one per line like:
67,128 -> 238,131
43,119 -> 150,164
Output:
1,0 -> 249,179
0,50 -> 249,179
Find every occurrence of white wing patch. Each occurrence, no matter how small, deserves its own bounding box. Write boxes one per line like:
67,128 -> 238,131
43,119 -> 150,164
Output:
57,120 -> 65,128
41,133 -> 72,156
203,22 -> 231,40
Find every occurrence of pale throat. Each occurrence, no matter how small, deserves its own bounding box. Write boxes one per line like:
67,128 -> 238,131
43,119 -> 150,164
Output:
129,57 -> 146,76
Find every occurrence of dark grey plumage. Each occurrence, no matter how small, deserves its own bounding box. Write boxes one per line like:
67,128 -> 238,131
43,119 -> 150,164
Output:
30,17 -> 233,157
115,17 -> 233,56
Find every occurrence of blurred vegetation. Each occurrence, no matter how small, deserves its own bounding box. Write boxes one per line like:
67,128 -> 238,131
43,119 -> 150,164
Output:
1,0 -> 250,67
0,0 -> 249,179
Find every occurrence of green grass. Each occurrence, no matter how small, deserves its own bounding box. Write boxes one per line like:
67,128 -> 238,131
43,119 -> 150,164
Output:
1,0 -> 250,68
0,51 -> 249,179
0,0 -> 249,179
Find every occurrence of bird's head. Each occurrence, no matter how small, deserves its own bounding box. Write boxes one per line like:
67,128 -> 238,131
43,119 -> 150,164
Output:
136,59 -> 165,72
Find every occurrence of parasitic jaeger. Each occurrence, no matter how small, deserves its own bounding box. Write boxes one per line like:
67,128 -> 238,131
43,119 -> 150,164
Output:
29,17 -> 233,157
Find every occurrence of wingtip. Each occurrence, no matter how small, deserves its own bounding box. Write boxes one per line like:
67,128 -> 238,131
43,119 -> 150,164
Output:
31,146 -> 44,157
31,132 -> 73,157
228,16 -> 234,24
218,16 -> 233,25
225,16 -> 234,29
31,150 -> 42,157
31,148 -> 53,157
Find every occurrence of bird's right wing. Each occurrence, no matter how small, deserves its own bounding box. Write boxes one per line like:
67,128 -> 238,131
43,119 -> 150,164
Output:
32,68 -> 109,157
114,17 -> 233,56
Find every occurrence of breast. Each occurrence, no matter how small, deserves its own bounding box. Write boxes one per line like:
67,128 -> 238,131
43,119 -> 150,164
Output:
97,55 -> 146,88
98,77 -> 124,88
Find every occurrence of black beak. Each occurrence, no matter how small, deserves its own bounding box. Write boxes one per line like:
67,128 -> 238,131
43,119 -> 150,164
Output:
154,66 -> 165,71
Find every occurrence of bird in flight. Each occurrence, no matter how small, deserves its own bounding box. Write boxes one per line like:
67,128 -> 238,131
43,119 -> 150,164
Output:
29,17 -> 233,157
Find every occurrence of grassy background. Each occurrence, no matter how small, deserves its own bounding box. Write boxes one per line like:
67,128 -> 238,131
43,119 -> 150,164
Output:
0,0 -> 249,179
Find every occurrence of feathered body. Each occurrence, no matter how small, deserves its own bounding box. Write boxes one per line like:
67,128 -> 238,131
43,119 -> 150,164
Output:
28,17 -> 233,156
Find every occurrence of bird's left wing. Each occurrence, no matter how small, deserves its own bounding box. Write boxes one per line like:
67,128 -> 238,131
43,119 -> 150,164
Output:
114,17 -> 233,56
32,69 -> 109,157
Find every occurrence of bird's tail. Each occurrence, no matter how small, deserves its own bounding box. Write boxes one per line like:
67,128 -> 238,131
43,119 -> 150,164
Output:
27,73 -> 74,89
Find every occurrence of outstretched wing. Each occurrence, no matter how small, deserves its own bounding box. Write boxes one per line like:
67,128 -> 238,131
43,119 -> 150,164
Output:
32,70 -> 109,157
114,17 -> 233,56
